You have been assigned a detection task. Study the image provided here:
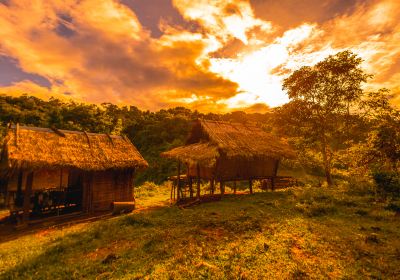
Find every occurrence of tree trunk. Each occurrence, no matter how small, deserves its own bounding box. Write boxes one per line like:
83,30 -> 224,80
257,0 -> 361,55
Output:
321,139 -> 333,186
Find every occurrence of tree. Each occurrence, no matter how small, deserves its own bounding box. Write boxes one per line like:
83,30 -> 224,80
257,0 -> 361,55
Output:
280,51 -> 371,186
357,90 -> 400,171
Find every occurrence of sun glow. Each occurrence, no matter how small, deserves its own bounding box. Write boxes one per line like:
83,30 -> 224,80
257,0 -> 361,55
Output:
209,24 -> 315,108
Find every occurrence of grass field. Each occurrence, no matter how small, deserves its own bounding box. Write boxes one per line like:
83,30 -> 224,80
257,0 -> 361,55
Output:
0,183 -> 399,279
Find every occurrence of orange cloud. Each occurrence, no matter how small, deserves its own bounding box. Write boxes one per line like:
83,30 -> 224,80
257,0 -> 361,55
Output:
0,0 -> 399,111
0,0 -> 238,111
0,80 -> 72,101
173,0 -> 273,44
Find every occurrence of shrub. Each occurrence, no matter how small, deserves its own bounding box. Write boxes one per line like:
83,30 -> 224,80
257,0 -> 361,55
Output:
372,171 -> 400,198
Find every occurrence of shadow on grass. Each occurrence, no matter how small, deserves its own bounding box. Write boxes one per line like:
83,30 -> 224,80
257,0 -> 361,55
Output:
2,188 -> 398,279
1,191 -> 293,279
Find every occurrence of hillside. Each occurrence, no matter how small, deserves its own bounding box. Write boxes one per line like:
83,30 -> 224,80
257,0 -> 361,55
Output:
1,185 -> 399,279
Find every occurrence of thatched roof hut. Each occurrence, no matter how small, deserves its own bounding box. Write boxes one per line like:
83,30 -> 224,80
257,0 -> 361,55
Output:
1,124 -> 148,175
162,119 -> 294,171
1,124 -> 148,222
162,120 -> 295,199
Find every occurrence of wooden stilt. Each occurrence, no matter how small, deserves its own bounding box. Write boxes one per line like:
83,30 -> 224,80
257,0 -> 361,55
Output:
249,179 -> 253,194
22,172 -> 34,224
271,177 -> 275,192
196,164 -> 201,199
189,177 -> 193,198
234,181 -> 237,194
220,181 -> 225,197
210,179 -> 214,194
177,161 -> 181,201
170,182 -> 174,201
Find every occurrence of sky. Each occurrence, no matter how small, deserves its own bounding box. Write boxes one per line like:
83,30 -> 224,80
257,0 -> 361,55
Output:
0,0 -> 399,112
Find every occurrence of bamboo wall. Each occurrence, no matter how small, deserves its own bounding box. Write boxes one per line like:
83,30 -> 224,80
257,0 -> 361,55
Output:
186,156 -> 278,181
7,169 -> 69,191
6,168 -> 134,213
90,170 -> 134,211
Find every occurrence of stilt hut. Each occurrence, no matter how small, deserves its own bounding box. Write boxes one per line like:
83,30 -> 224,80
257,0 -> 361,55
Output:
161,120 -> 295,200
0,124 -> 148,223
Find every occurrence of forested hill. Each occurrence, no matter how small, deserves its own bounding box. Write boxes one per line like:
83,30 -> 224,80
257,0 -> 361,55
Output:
1,50 -> 399,190
0,95 -> 273,184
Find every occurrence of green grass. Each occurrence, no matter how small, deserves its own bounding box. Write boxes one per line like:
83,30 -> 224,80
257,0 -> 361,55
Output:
1,185 -> 399,279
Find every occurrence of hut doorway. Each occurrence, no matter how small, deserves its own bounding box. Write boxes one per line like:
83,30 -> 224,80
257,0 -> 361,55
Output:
67,170 -> 84,212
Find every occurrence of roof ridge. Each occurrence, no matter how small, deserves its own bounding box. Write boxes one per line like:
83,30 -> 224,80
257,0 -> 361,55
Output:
200,119 -> 261,129
10,124 -> 124,138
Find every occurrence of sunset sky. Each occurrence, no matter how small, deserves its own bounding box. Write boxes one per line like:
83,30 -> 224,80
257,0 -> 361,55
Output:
0,0 -> 399,112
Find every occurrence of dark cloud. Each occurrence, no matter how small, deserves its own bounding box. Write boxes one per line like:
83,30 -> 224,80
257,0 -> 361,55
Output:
120,0 -> 199,38
250,0 -> 363,28
0,56 -> 51,87
55,13 -> 76,38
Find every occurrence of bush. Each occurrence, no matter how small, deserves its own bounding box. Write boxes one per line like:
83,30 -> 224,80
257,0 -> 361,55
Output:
372,171 -> 400,198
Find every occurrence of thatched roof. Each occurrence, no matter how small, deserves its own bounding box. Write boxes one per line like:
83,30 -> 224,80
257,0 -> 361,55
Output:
162,120 -> 295,165
163,142 -> 219,167
0,124 -> 148,173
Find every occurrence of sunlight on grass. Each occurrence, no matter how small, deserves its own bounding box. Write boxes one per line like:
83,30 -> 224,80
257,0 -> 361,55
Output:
1,185 -> 399,279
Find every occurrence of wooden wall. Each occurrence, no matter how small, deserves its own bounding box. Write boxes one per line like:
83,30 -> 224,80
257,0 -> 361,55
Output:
186,156 -> 278,181
7,169 -> 69,191
89,169 -> 134,211
216,156 -> 278,180
6,168 -> 135,213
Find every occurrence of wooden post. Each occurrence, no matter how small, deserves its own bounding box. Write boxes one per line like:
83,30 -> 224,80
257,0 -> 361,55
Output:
88,172 -> 94,213
170,182 -> 174,201
274,159 -> 280,177
271,177 -> 275,192
22,172 -> 34,224
233,181 -> 237,194
196,164 -> 201,199
177,161 -> 181,201
189,177 -> 193,198
210,179 -> 214,194
83,171 -> 94,213
249,179 -> 253,194
220,181 -> 224,197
